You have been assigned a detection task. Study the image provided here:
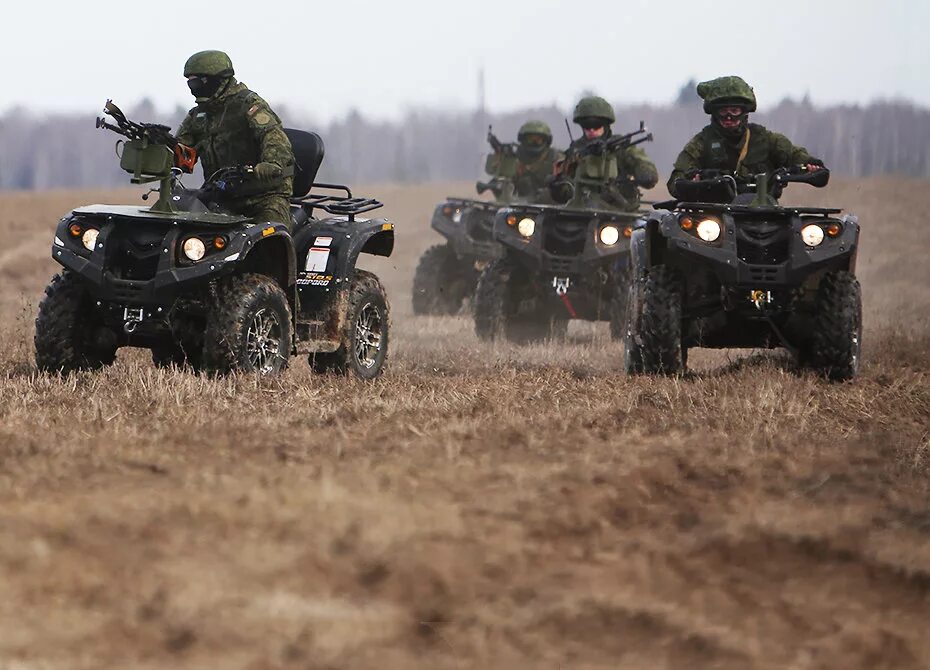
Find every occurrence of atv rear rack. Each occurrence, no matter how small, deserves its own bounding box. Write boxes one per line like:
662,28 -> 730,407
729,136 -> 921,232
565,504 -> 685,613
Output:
294,182 -> 383,221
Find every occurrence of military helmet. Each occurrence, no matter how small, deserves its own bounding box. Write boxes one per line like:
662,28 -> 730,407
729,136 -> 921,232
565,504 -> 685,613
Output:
572,96 -> 616,125
517,120 -> 552,143
183,50 -> 235,78
696,76 -> 757,113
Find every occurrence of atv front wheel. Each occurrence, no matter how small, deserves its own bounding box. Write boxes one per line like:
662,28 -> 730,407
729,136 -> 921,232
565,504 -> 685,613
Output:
473,257 -> 559,343
807,271 -> 862,381
309,270 -> 389,379
35,271 -> 117,373
412,244 -> 474,315
202,273 -> 292,375
638,265 -> 685,375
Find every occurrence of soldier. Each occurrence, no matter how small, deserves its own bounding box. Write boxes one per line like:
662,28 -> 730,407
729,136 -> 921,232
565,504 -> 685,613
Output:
550,95 -> 658,211
484,120 -> 564,201
667,75 -> 825,197
175,50 -> 295,227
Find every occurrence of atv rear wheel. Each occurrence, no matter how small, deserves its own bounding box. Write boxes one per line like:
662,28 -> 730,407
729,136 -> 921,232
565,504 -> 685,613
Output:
35,271 -> 117,373
807,271 -> 862,381
309,270 -> 389,379
412,244 -> 474,315
638,265 -> 685,375
202,273 -> 292,375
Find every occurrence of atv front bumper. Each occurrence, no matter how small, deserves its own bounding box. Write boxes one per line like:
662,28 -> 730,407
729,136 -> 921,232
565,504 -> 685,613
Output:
656,214 -> 859,286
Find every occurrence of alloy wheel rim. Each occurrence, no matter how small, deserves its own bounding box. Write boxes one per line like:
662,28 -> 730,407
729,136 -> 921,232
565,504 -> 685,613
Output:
354,302 -> 383,369
246,308 -> 282,373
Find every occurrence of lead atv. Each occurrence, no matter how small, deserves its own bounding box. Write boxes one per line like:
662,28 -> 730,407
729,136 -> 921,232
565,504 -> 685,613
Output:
626,167 -> 862,380
35,101 -> 394,378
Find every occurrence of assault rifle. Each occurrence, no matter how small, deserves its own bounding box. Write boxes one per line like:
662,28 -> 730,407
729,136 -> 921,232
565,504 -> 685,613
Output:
575,120 -> 653,159
96,99 -> 197,172
486,125 -> 518,158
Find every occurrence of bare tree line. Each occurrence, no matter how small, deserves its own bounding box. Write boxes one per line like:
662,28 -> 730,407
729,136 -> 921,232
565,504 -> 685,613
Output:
1,88 -> 927,191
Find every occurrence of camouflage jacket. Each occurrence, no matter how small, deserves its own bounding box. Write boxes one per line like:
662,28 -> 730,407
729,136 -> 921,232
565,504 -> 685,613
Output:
484,146 -> 564,201
176,80 -> 295,207
667,122 -> 821,197
553,136 -> 658,211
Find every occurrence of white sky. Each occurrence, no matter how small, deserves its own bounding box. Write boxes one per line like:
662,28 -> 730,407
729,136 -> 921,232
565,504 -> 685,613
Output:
4,0 -> 927,120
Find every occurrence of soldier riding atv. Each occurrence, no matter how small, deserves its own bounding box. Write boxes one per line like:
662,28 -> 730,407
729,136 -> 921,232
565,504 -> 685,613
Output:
411,121 -> 563,315
34,100 -> 394,378
625,165 -> 861,380
473,97 -> 657,343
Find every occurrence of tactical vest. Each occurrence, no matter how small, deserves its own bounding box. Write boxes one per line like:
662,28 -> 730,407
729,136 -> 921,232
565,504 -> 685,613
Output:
701,123 -> 771,178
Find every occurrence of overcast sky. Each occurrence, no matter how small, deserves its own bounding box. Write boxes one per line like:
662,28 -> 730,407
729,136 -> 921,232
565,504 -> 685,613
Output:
4,0 -> 927,120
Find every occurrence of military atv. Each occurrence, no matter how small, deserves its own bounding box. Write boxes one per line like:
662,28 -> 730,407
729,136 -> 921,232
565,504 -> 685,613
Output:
625,167 -> 862,380
35,101 -> 394,378
472,123 -> 652,343
411,127 -> 528,316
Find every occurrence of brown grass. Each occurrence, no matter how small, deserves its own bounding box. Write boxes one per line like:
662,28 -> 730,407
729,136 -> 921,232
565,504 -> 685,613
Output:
0,180 -> 929,669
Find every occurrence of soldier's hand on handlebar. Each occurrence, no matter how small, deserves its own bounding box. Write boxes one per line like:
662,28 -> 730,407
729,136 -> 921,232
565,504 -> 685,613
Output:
254,162 -> 283,181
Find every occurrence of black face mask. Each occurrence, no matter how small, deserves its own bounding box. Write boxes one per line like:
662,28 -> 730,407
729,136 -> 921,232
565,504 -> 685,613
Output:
518,141 -> 548,162
712,108 -> 748,139
187,75 -> 227,100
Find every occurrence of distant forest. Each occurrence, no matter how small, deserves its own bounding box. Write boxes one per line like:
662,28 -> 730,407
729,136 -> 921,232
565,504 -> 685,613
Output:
1,81 -> 927,190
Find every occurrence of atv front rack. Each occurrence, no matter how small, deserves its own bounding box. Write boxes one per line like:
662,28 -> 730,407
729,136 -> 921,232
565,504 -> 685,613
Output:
294,182 -> 383,221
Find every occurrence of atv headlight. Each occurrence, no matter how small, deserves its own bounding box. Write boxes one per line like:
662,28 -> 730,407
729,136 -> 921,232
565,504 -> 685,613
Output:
801,224 -> 825,247
182,236 -> 206,261
517,217 -> 535,238
599,225 -> 620,246
81,228 -> 99,251
452,208 -> 463,223
696,219 -> 721,242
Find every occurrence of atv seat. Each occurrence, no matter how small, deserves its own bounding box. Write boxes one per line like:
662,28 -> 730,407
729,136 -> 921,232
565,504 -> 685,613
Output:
284,128 -> 325,199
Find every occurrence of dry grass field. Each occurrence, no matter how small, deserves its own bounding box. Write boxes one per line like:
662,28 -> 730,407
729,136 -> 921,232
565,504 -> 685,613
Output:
1,179 -> 929,669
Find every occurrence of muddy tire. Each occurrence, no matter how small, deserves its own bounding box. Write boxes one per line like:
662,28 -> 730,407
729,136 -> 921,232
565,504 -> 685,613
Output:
309,270 -> 389,379
202,273 -> 291,375
639,265 -> 685,375
474,257 -> 558,344
35,271 -> 117,373
473,257 -> 512,341
807,271 -> 862,381
412,244 -> 474,315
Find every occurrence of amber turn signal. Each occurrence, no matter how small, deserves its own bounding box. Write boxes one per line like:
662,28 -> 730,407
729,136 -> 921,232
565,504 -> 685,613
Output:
680,216 -> 694,231
69,223 -> 82,237
213,236 -> 227,250
623,226 -> 633,238
506,214 -> 518,226
825,223 -> 841,237
442,205 -> 453,216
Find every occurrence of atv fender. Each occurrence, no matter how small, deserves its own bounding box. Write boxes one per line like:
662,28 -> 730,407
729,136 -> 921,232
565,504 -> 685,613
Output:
233,223 -> 297,293
630,211 -> 667,280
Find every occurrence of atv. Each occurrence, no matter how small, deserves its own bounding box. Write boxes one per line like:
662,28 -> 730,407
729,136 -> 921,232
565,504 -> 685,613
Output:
625,167 -> 862,380
411,127 -> 530,316
35,101 -> 395,378
472,123 -> 654,343
472,201 -> 643,342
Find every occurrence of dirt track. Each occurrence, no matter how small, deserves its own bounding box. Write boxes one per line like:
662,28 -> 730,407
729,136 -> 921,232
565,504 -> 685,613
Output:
1,180 -> 929,669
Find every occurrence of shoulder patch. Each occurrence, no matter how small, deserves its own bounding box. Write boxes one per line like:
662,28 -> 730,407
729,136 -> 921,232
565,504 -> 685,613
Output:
253,111 -> 272,126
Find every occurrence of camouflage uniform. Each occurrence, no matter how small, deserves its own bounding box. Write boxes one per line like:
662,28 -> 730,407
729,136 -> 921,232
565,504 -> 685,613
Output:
175,51 -> 295,226
667,76 -> 823,197
552,96 -> 658,211
484,120 -> 564,201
